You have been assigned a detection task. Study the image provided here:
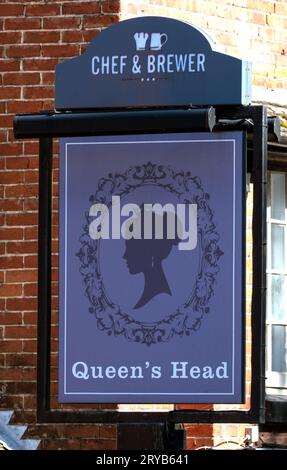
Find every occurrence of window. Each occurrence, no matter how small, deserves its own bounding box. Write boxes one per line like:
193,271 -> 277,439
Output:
266,171 -> 287,394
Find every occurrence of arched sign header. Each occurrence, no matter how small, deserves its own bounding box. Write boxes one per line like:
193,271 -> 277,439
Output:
55,16 -> 251,110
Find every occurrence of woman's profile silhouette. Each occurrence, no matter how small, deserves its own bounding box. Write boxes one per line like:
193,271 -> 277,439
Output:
123,207 -> 179,309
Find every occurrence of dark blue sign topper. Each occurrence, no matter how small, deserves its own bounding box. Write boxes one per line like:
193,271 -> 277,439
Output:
55,16 -> 251,109
59,132 -> 244,404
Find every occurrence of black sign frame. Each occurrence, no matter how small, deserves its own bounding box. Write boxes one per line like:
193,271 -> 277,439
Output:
13,104 -> 267,425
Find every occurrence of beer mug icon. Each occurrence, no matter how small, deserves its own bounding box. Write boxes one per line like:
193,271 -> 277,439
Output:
150,33 -> 168,51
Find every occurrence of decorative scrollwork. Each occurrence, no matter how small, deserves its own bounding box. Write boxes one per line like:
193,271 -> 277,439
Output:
76,162 -> 223,346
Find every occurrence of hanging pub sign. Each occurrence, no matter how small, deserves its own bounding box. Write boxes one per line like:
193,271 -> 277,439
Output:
55,16 -> 251,109
59,131 -> 245,403
57,16 -> 247,404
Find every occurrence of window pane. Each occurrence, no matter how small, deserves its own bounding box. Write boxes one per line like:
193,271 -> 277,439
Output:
271,173 -> 286,220
266,326 -> 270,371
271,275 -> 287,322
272,325 -> 287,372
271,224 -> 285,270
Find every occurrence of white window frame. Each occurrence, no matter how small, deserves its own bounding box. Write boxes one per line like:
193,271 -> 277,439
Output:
266,170 -> 287,394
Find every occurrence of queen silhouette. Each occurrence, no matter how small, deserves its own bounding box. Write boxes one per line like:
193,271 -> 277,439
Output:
123,207 -> 179,309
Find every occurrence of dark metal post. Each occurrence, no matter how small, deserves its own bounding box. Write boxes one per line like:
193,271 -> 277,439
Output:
13,108 -> 216,138
250,105 -> 268,423
37,137 -> 53,421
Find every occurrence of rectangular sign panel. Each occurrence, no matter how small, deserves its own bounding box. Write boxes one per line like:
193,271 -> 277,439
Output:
59,132 -> 245,403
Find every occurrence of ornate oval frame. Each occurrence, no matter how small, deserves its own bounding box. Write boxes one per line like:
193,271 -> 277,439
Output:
76,162 -> 223,346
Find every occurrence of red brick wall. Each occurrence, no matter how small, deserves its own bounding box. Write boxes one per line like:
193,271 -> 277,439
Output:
0,0 -> 120,451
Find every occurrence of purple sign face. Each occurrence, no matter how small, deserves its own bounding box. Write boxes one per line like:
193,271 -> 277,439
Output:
59,132 -> 244,403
